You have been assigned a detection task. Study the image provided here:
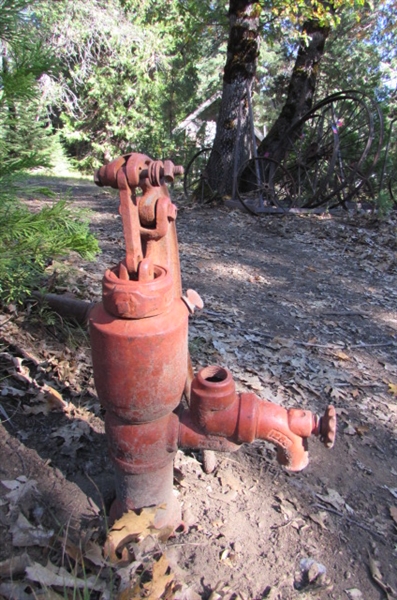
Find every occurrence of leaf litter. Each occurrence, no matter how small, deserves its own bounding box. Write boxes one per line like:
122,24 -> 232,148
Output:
0,182 -> 396,598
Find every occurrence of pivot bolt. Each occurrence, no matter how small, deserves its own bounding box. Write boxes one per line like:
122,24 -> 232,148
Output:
164,160 -> 184,183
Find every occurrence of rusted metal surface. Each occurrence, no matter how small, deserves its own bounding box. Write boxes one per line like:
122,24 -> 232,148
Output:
110,463 -> 181,528
87,152 -> 336,528
179,365 -> 336,471
91,153 -> 190,527
90,302 -> 187,423
32,292 -> 94,325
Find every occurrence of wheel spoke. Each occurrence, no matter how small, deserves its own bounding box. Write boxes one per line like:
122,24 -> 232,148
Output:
183,147 -> 222,202
237,157 -> 296,214
283,92 -> 375,209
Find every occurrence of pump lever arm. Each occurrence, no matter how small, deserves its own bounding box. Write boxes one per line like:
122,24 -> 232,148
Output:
116,167 -> 144,276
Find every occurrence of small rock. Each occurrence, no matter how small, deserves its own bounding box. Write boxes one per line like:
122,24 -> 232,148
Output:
295,557 -> 331,591
344,424 -> 357,435
183,508 -> 197,527
345,589 -> 364,599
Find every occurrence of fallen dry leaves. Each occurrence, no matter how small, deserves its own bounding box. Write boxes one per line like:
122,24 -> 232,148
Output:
0,186 -> 396,598
104,507 -> 170,563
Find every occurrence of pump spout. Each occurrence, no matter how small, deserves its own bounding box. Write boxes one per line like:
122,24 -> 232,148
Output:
255,403 -> 318,471
178,366 -> 336,471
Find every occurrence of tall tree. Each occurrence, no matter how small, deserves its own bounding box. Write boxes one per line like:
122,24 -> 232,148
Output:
257,18 -> 330,160
205,0 -> 369,196
37,0 -> 226,169
206,1 -> 261,196
0,0 -> 56,174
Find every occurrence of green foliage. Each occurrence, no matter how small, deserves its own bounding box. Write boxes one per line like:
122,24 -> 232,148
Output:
0,0 -> 60,174
0,0 -> 32,43
0,101 -> 54,177
317,2 -> 382,98
0,1 -> 99,305
0,195 -> 99,304
375,188 -> 394,217
0,0 -> 395,212
268,0 -> 366,32
35,0 -> 227,168
30,0 -> 391,176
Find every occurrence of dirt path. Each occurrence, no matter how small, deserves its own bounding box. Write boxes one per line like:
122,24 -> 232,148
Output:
0,177 -> 396,599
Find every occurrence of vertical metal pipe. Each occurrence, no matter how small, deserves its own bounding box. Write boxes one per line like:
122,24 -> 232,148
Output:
232,103 -> 242,201
246,80 -> 264,210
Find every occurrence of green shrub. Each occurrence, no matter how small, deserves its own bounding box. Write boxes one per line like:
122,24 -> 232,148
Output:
0,192 -> 99,305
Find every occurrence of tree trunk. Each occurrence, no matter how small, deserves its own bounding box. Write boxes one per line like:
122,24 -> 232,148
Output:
258,20 -> 330,161
206,1 -> 260,197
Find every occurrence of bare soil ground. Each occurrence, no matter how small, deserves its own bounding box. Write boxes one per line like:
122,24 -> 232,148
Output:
0,176 -> 396,599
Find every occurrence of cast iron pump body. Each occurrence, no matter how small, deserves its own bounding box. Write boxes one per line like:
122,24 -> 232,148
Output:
90,152 -> 336,528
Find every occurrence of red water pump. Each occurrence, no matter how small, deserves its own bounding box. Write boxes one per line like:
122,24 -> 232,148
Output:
90,153 -> 336,528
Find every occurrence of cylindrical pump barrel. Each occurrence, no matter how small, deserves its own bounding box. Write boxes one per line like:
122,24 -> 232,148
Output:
89,299 -> 188,423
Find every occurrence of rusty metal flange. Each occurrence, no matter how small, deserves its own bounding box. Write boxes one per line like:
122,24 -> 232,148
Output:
102,263 -> 174,319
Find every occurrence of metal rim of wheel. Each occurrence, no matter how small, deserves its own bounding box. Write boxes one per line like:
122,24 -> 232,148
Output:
237,156 -> 296,216
327,91 -> 384,209
183,147 -> 222,202
388,174 -> 397,206
336,174 -> 376,210
283,91 -> 375,209
360,92 -> 384,176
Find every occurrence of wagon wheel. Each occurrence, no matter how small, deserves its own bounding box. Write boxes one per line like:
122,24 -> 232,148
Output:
329,92 -> 383,209
342,172 -> 376,207
283,92 -> 374,209
359,93 -> 384,178
184,147 -> 222,202
237,157 -> 296,215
